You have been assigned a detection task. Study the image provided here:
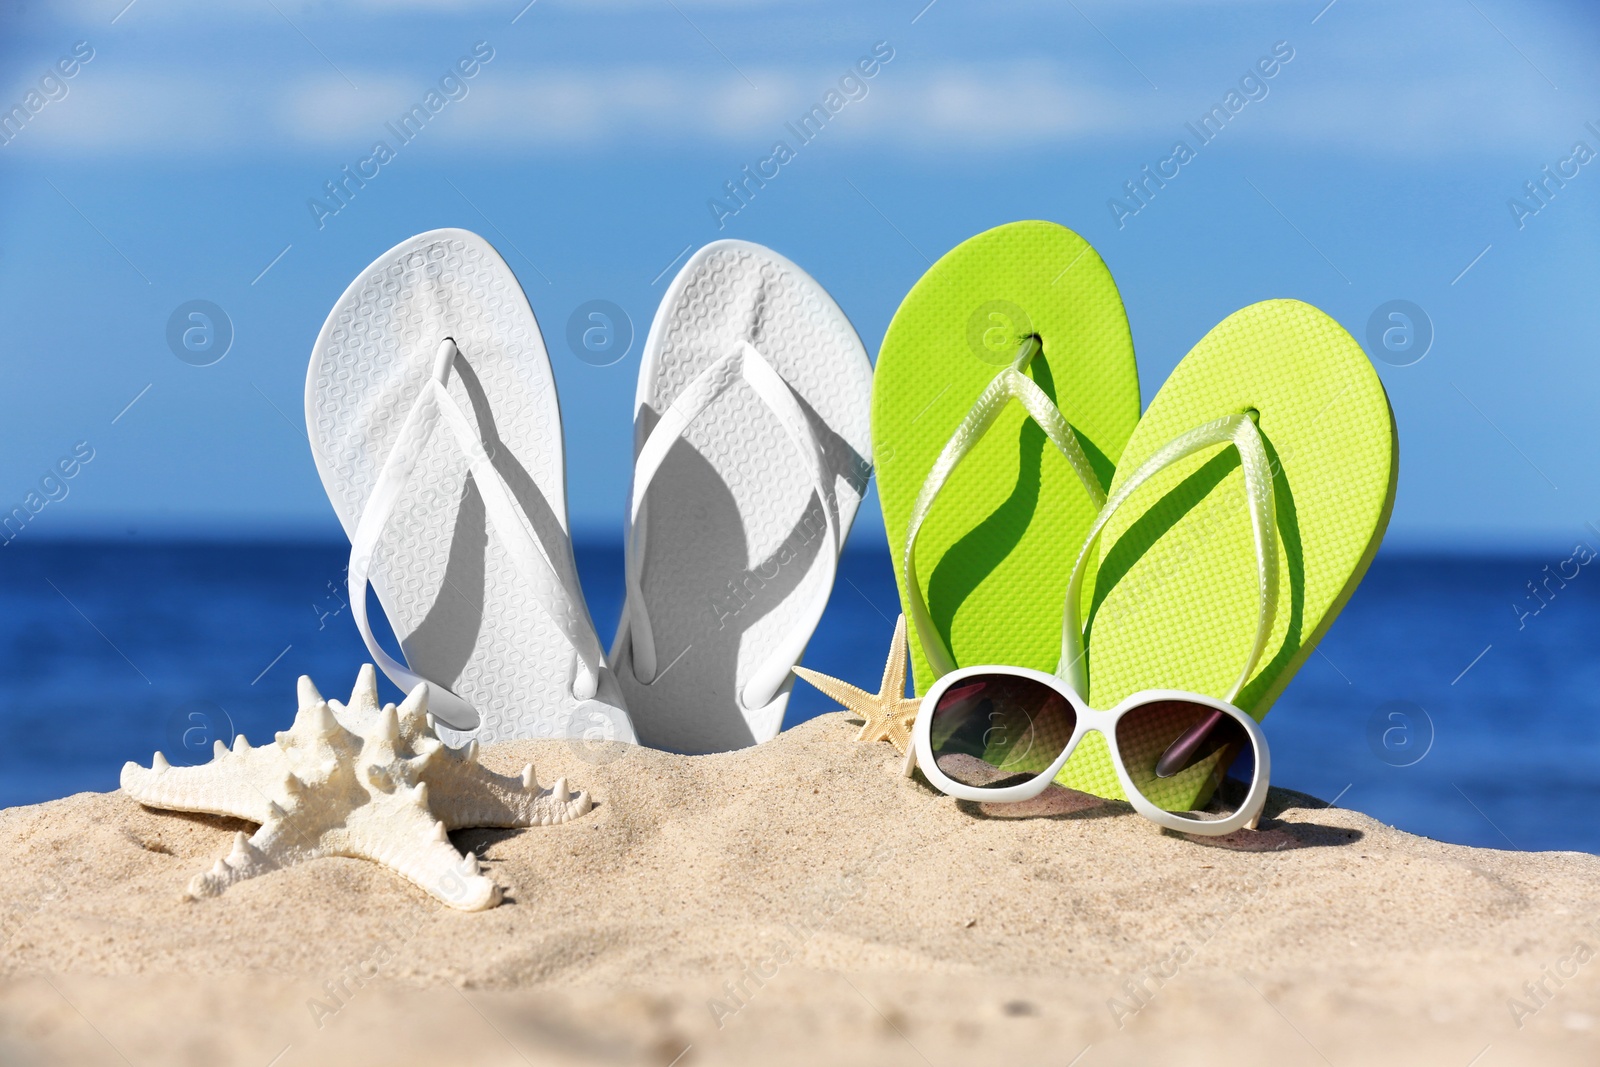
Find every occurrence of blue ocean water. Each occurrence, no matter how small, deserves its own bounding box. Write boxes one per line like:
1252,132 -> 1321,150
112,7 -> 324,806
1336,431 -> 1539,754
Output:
1,539 -> 1594,854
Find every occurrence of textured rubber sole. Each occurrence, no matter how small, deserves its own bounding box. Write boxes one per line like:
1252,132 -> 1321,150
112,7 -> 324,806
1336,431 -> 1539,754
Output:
1059,298 -> 1397,808
874,220 -> 1142,694
612,240 -> 873,754
306,229 -> 634,748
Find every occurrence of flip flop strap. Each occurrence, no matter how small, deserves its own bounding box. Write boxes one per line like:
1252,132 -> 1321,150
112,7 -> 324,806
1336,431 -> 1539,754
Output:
1058,412 -> 1277,706
348,339 -> 603,730
624,339 -> 840,710
902,338 -> 1107,679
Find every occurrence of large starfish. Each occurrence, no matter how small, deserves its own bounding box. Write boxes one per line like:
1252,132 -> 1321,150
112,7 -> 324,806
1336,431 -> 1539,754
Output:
120,665 -> 592,911
793,614 -> 921,754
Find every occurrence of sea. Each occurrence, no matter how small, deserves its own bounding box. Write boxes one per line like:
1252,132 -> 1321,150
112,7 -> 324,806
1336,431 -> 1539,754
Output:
1,539 -> 1595,855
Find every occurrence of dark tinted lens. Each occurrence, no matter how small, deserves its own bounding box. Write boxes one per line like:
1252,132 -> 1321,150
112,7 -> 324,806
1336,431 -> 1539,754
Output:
1116,699 -> 1256,816
927,674 -> 1076,788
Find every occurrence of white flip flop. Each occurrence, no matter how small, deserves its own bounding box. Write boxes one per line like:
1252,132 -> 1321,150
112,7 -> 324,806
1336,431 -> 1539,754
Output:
611,240 -> 873,753
306,228 -> 635,747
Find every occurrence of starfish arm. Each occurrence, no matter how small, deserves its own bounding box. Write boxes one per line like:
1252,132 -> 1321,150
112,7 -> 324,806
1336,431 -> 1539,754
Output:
338,791 -> 502,911
883,713 -> 912,754
185,828 -> 282,901
792,666 -> 873,712
423,752 -> 591,829
121,744 -> 288,825
183,796 -> 334,901
879,615 -> 909,703
853,712 -> 891,745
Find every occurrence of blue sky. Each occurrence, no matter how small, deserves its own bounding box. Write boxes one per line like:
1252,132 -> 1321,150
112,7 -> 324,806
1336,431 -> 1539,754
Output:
1,0 -> 1597,550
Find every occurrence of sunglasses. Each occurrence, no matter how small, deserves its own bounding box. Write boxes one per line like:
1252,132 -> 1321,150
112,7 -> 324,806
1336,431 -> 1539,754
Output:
910,666 -> 1269,835
902,396 -> 1280,836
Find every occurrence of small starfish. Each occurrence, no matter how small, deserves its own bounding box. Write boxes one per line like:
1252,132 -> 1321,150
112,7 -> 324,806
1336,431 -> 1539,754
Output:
121,665 -> 592,911
793,614 -> 921,754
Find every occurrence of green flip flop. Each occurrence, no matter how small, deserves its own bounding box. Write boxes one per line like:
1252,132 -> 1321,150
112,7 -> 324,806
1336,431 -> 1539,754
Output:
1057,298 -> 1398,809
874,220 -> 1142,694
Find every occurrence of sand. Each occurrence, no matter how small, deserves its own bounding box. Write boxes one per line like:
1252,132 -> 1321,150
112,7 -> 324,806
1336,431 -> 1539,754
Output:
2,712 -> 1598,1066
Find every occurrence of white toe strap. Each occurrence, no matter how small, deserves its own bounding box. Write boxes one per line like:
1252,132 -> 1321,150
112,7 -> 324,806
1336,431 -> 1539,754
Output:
348,338 -> 604,731
624,339 -> 840,711
1058,411 -> 1278,704
902,337 -> 1107,680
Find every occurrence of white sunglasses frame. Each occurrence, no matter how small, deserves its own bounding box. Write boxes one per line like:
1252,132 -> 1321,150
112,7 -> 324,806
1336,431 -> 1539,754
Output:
910,664 -> 1271,836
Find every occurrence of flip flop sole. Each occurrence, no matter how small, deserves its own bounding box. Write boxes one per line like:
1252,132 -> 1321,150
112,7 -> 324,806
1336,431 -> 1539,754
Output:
1063,298 -> 1397,808
613,240 -> 873,753
874,221 -> 1141,692
307,229 -> 632,746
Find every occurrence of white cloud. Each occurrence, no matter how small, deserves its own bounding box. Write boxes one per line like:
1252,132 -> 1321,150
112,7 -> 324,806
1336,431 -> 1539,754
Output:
47,0 -> 815,24
0,72 -> 241,154
4,0 -> 1590,161
3,56 -> 1577,161
3,62 -> 1126,155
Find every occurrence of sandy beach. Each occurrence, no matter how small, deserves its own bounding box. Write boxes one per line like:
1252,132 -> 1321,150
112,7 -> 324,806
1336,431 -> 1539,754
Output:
2,712 -> 1598,1066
